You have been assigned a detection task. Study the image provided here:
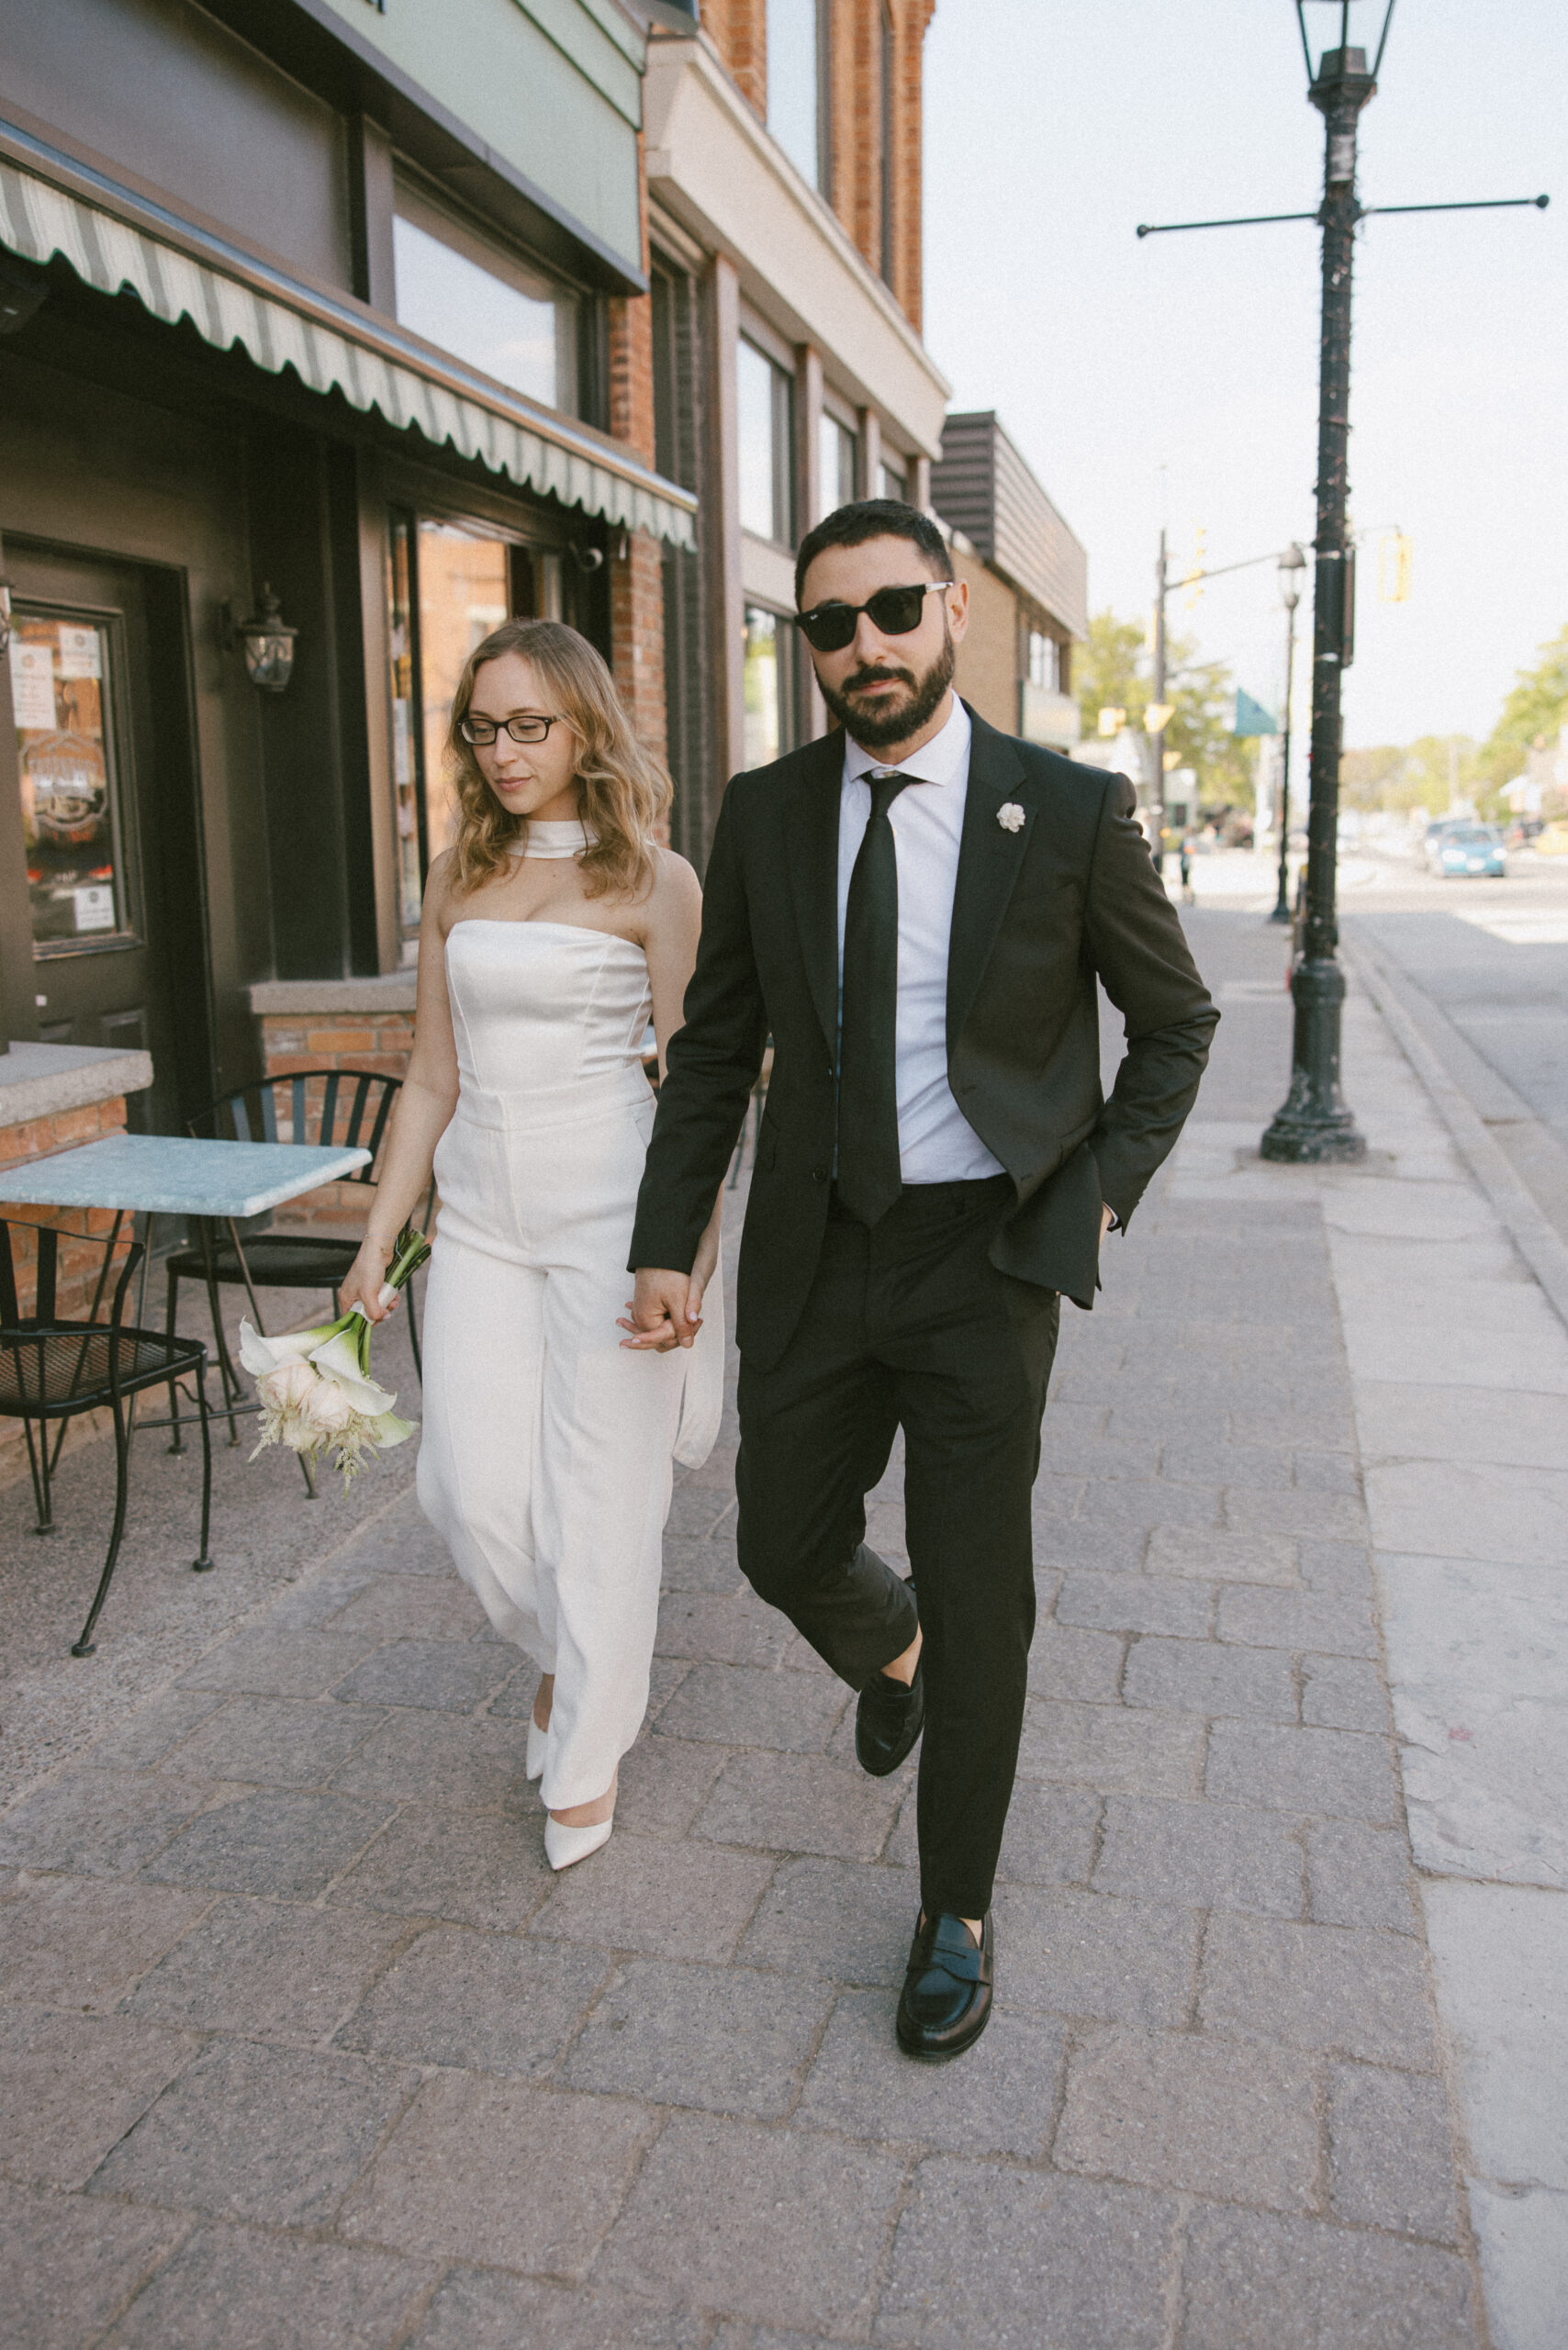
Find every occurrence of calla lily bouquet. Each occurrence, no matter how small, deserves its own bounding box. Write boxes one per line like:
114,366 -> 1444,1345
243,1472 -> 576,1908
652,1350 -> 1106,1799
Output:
239,1224 -> 432,1487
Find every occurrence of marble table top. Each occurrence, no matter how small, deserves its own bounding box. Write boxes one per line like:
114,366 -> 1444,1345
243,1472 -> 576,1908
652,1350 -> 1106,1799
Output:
0,1134 -> 372,1218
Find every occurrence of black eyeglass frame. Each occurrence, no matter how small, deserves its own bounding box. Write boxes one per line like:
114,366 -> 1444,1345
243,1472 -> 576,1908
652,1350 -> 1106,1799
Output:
458,712 -> 569,747
791,581 -> 956,655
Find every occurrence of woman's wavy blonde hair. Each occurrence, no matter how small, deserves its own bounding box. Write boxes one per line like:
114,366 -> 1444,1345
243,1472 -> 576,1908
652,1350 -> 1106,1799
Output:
444,619 -> 672,900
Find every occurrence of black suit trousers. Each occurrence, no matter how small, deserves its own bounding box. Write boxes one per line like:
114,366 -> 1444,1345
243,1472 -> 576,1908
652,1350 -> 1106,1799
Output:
734,1175 -> 1060,1918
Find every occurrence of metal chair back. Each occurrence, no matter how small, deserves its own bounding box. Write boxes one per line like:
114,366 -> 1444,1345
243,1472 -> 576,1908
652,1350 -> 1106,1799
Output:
190,1069 -> 402,1182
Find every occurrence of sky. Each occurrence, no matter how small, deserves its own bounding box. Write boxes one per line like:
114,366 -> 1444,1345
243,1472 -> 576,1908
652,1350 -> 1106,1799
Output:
921,0 -> 1567,752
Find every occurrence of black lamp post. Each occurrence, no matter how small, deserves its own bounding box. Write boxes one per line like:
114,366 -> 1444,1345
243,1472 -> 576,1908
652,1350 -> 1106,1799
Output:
1271,541 -> 1307,924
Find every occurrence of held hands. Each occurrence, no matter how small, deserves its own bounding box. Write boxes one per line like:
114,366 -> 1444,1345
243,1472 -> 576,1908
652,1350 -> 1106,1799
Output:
340,1235 -> 401,1325
619,1266 -> 705,1353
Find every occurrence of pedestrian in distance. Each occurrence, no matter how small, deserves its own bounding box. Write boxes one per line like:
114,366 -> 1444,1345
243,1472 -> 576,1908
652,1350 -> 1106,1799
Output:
623,499 -> 1217,2059
1180,833 -> 1196,905
342,621 -> 723,1874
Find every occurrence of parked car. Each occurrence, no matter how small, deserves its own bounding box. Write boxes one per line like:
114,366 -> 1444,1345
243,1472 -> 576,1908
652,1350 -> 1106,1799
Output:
1434,825 -> 1506,879
1535,819 -> 1568,857
1423,817 -> 1473,874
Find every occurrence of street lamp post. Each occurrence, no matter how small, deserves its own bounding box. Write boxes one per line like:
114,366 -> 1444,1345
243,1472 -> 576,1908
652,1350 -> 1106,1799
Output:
1271,542 -> 1307,923
1150,529 -> 1168,875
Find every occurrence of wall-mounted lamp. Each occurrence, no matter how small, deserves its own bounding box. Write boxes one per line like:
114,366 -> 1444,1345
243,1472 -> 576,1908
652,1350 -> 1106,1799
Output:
569,543 -> 605,575
221,584 -> 298,692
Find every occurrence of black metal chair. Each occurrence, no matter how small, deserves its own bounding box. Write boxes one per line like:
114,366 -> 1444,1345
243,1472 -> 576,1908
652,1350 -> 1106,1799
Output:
163,1069 -> 431,1449
0,1217 -> 213,1657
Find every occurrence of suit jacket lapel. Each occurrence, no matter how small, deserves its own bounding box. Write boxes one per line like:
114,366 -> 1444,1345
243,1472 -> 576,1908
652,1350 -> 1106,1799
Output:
783,728 -> 846,1059
946,706 -> 1034,1049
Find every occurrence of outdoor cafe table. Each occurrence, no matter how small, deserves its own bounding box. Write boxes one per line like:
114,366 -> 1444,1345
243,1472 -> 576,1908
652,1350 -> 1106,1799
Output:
0,1130 -> 372,1430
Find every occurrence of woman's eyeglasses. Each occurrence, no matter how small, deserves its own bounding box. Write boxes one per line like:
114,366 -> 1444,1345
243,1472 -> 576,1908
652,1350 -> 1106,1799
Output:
792,581 -> 954,655
459,712 -> 566,746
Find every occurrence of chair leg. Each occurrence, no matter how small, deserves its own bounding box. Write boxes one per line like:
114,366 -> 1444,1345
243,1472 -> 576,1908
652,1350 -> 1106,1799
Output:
72,1396 -> 131,1656
21,1416 -> 51,1535
164,1261 -> 185,1454
192,1367 -> 214,1572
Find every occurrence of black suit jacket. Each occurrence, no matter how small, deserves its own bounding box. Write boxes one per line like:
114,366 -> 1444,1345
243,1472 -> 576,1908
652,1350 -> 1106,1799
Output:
630,704 -> 1218,1372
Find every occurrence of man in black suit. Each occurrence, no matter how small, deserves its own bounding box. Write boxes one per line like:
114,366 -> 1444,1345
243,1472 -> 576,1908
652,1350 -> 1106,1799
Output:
625,501 -> 1216,2059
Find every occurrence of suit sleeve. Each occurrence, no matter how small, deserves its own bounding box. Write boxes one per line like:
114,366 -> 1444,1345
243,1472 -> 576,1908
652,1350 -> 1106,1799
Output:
628,779 -> 770,1273
1082,772 -> 1219,1228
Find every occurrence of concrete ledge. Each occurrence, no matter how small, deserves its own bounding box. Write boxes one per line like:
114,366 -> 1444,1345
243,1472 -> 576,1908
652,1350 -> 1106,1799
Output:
0,1040 -> 153,1126
249,976 -> 418,1015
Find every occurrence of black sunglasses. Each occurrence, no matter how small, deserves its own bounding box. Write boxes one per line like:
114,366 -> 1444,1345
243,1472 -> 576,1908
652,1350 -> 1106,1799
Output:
792,580 -> 954,655
459,712 -> 567,746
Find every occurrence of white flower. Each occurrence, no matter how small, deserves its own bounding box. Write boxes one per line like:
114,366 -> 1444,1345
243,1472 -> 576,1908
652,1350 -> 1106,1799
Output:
997,801 -> 1026,833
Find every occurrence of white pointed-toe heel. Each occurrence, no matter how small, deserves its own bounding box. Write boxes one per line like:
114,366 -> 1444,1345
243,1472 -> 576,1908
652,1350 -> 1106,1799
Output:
526,1718 -> 547,1781
544,1813 -> 613,1871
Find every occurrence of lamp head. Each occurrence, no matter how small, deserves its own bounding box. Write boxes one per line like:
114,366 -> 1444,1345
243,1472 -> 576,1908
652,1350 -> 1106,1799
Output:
1294,2 -> 1395,103
1278,541 -> 1308,610
238,584 -> 298,694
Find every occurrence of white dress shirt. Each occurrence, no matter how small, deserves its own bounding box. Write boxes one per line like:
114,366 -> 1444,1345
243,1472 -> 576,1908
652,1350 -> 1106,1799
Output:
837,696 -> 1006,1184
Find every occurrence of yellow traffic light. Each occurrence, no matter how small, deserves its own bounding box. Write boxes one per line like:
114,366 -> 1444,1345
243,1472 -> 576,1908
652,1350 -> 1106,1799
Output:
1378,532 -> 1413,602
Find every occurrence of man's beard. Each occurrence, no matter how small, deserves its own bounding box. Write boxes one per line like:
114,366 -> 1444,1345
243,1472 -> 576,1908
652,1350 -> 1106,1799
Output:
818,625 -> 956,751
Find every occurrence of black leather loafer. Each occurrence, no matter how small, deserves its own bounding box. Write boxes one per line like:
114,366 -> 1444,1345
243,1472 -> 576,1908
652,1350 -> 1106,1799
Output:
896,1909 -> 993,2061
856,1660 -> 924,1776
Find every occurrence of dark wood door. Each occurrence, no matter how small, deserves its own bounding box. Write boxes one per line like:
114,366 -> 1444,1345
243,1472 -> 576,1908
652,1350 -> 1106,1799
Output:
9,545 -> 206,1134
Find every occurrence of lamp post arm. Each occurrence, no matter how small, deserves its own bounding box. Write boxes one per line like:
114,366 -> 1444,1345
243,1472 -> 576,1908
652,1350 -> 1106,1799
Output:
1136,211 -> 1317,238
1361,194 -> 1549,218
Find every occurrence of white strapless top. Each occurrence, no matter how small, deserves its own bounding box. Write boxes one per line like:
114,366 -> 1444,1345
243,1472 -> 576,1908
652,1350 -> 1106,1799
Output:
444,921 -> 653,1100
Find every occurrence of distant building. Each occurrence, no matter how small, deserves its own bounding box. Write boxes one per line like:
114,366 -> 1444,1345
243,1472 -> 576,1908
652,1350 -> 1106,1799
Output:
930,411 -> 1086,753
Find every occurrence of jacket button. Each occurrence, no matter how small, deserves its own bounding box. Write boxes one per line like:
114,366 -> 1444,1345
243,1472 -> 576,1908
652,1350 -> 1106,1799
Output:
812,1165 -> 829,1184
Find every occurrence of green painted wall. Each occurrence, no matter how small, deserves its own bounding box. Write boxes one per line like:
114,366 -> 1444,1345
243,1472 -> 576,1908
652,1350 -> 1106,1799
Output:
319,0 -> 644,273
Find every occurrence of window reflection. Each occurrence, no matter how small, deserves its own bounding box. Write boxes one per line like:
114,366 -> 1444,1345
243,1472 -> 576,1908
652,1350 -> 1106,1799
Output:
744,607 -> 795,770
11,612 -> 129,950
418,523 -> 512,867
393,187 -> 577,416
767,0 -> 829,191
819,411 -> 857,520
738,340 -> 793,545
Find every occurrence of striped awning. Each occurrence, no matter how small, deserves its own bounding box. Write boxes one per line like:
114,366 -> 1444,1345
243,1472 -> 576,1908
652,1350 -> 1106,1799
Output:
0,151 -> 696,550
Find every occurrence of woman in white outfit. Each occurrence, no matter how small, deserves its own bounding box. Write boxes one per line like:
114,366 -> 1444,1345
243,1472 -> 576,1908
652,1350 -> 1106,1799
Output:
342,621 -> 722,1870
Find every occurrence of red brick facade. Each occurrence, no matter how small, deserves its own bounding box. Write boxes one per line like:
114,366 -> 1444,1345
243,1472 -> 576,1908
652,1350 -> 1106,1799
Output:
606,132 -> 670,809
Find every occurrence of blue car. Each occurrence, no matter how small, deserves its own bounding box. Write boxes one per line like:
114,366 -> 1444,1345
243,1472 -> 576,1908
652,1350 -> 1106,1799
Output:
1437,825 -> 1506,879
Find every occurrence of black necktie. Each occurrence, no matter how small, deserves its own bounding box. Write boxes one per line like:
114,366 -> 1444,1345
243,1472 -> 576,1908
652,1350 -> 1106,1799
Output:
835,768 -> 910,1225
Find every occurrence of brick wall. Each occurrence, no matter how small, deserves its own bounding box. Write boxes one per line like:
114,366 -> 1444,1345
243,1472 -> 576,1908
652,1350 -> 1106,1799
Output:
253,1001 -> 418,1238
703,0 -> 767,117
607,131 -> 671,822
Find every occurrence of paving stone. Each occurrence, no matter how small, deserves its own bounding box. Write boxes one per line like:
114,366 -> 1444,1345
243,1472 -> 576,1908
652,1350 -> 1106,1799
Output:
693,1751 -> 899,1861
1057,1570 -> 1213,1639
531,1832 -> 776,1961
738,1858 -> 918,1986
1092,1796 -> 1305,1918
599,2113 -> 905,2332
1123,1636 -> 1297,1721
141,1790 -> 395,1899
659,1539 -> 744,1595
566,1957 -> 831,2118
1055,2024 -> 1318,2209
1293,1450 -> 1363,1495
163,1695 -> 386,1786
613,1735 -> 728,1841
644,1656 -> 695,1719
995,1886 -> 1200,2026
1224,1484 -> 1370,1541
655,1589 -> 793,1667
666,1484 -> 734,1542
91,2038 -> 416,2227
882,1778 -> 1098,1887
1147,1526 -> 1298,1583
653,1662 -> 845,1752
1306,1819 -> 1417,1934
0,2008 -> 198,2188
406,2267 -> 707,2350
798,1992 -> 1064,2157
1216,1584 -> 1378,1657
332,1509 -> 457,1580
1302,1654 -> 1390,1732
180,1629 -> 376,1698
336,1925 -> 606,2075
328,1712 -> 531,1810
0,2177 -> 181,2350
1077,1476 -> 1224,1531
0,1770 -> 208,1877
330,1639 -> 516,1715
1202,1914 -> 1439,2067
1036,1431 -> 1160,1480
1207,1722 -> 1397,1822
0,1877 -> 209,2009
1296,1538 -> 1376,1593
260,1568 -> 380,1632
1016,1699 -> 1204,1798
84,1691 -> 226,1771
340,2074 -> 653,2274
1328,2062 -> 1462,2240
1026,1622 -> 1125,1701
102,2223 -> 431,2350
1179,2205 -> 1479,2349
1029,1521 -> 1149,1576
329,1800 -> 554,1929
482,1662 -> 543,1721
321,1575 -> 486,1642
1160,1441 -> 1295,1491
875,2160 -> 1178,2348
126,1897 -> 409,2040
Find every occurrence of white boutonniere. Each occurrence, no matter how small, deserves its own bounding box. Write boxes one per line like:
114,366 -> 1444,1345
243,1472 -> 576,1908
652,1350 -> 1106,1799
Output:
997,801 -> 1026,833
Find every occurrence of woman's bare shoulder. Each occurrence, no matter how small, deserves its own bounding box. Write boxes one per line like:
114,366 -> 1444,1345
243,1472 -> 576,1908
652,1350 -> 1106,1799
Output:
648,843 -> 702,909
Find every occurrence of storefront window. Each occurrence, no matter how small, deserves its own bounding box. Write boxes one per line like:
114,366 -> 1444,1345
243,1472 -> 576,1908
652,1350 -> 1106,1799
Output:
820,411 -> 857,520
767,0 -> 830,192
393,182 -> 578,416
11,611 -> 129,952
418,523 -> 511,869
386,520 -> 422,937
737,340 -> 794,545
744,607 -> 795,771
1028,630 -> 1059,691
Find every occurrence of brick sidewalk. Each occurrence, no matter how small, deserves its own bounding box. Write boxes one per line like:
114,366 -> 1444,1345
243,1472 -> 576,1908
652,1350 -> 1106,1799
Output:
0,906 -> 1484,2348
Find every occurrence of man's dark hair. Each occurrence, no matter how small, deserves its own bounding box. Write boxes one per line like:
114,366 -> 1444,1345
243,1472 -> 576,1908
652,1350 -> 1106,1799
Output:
794,498 -> 949,609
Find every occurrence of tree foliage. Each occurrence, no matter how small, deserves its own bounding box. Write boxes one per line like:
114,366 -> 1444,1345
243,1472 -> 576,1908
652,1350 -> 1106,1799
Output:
1476,623 -> 1568,794
1075,608 -> 1256,808
1340,738 -> 1477,815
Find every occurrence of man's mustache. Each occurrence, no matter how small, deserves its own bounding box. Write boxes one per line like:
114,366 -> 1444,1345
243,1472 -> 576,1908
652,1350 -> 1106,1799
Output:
844,666 -> 915,694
